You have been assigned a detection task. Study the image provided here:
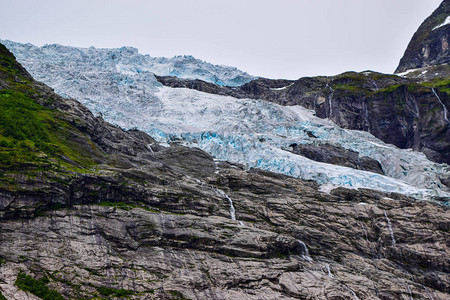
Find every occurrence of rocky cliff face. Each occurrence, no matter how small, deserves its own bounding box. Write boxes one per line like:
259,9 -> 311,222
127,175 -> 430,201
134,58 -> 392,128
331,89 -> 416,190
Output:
395,0 -> 450,74
0,45 -> 449,299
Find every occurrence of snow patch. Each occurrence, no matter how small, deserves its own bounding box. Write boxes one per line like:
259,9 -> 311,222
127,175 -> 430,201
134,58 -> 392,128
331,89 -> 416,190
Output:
270,83 -> 294,91
396,68 -> 421,77
432,16 -> 450,31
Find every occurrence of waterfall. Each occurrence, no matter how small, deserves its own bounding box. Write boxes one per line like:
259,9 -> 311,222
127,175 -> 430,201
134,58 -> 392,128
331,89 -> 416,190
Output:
297,240 -> 312,262
187,175 -> 242,225
407,285 -> 413,300
431,88 -> 449,123
384,211 -> 396,245
423,285 -> 435,300
347,288 -> 360,300
215,188 -> 237,221
325,263 -> 333,278
361,224 -> 369,243
362,100 -> 370,132
325,83 -> 335,119
227,194 -> 236,221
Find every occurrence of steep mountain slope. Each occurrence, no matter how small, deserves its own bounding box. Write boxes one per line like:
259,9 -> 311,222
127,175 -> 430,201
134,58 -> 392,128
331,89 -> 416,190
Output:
3,41 -> 450,203
395,0 -> 449,73
0,43 -> 449,300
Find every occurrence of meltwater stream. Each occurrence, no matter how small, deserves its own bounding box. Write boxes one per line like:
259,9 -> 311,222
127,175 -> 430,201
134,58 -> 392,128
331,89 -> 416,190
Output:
297,240 -> 312,262
384,210 -> 396,246
215,188 -> 237,221
185,175 -> 242,224
432,88 -> 449,124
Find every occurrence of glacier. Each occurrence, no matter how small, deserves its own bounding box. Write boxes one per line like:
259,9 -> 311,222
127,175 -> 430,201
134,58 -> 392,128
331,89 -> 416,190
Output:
1,40 -> 255,87
3,40 -> 450,203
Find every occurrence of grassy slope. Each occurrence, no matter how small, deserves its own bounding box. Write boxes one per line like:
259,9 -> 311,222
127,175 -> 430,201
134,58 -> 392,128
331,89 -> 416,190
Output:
0,44 -> 103,190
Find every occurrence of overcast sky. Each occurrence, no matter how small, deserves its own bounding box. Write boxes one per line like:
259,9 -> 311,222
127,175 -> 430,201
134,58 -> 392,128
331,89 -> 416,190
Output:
1,0 -> 442,79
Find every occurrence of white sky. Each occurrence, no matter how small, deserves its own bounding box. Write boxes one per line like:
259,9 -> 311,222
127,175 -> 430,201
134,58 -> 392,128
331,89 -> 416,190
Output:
0,0 -> 442,79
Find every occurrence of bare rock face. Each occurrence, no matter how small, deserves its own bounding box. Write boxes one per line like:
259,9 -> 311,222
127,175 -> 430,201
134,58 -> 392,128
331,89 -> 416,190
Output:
395,0 -> 450,73
0,161 -> 449,299
0,43 -> 449,299
287,142 -> 384,175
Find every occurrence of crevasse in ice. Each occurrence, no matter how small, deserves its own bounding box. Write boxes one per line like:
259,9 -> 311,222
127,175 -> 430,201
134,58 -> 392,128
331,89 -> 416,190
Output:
3,40 -> 449,203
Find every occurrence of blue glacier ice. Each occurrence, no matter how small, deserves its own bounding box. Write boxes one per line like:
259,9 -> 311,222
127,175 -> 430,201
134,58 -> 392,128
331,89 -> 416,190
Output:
3,40 -> 450,203
1,40 -> 255,87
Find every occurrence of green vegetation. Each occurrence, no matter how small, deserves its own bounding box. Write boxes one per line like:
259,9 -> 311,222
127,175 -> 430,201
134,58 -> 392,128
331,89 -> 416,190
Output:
96,201 -> 182,215
330,72 -> 449,98
0,90 -> 56,154
96,286 -> 134,298
97,201 -> 139,211
376,84 -> 403,94
0,290 -> 6,300
421,78 -> 450,95
97,201 -> 156,211
332,72 -> 367,94
15,272 -> 64,300
334,84 -> 363,92
0,44 -> 35,95
168,290 -> 190,300
0,89 -> 98,173
0,44 -> 28,80
0,44 -> 105,192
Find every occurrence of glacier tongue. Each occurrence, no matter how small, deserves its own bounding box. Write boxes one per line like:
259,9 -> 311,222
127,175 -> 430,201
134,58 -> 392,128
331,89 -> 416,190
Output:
3,40 -> 450,203
142,87 -> 448,201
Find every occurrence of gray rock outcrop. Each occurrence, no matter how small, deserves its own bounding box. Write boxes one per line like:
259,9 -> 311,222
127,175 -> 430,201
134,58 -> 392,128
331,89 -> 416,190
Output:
395,0 -> 450,73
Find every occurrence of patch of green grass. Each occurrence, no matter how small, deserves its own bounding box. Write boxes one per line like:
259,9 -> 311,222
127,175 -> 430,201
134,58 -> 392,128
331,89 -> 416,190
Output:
97,201 -> 136,211
0,290 -> 7,300
96,201 -> 163,213
96,286 -> 134,298
168,290 -> 190,300
376,84 -> 403,94
334,71 -> 366,81
334,84 -> 363,92
15,272 -> 64,300
421,78 -> 450,94
0,89 -> 99,176
0,44 -> 30,82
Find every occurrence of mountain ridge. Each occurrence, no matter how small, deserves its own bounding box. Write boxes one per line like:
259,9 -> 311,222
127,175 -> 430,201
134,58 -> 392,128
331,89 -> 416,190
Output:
395,0 -> 449,73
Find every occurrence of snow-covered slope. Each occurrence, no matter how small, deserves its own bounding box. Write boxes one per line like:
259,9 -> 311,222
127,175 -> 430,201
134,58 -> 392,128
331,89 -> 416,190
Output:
1,40 -> 255,87
4,40 -> 450,202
